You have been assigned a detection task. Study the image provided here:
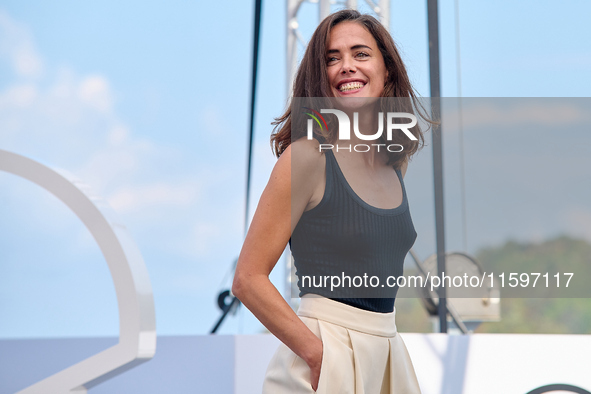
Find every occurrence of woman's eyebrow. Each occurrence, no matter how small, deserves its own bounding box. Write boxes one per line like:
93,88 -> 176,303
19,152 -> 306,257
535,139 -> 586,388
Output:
327,44 -> 372,54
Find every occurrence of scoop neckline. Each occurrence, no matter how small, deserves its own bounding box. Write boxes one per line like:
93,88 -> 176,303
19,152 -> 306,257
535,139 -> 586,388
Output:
326,149 -> 408,216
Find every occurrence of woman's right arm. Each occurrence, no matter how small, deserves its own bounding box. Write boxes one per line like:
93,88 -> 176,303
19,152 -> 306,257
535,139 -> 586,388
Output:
231,140 -> 325,390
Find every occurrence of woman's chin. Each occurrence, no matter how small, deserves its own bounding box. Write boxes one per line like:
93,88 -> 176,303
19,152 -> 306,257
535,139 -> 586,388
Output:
333,95 -> 380,111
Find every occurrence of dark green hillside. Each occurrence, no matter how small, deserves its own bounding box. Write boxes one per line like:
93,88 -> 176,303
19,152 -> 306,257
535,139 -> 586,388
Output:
477,236 -> 591,284
475,236 -> 591,334
396,236 -> 591,334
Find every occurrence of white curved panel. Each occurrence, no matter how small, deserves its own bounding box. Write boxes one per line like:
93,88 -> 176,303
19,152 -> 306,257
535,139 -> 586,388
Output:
0,149 -> 156,394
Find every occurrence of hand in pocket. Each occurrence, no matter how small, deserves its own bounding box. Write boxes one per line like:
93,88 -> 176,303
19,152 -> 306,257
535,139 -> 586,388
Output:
307,340 -> 324,391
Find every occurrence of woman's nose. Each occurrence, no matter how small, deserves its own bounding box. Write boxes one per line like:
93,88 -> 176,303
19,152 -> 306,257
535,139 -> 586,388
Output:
340,56 -> 356,74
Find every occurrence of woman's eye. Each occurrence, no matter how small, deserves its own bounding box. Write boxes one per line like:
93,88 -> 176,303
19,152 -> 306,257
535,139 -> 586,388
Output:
327,57 -> 338,63
356,52 -> 369,58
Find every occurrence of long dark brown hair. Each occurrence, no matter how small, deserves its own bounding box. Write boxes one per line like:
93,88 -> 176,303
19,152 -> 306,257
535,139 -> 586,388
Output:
271,9 -> 432,169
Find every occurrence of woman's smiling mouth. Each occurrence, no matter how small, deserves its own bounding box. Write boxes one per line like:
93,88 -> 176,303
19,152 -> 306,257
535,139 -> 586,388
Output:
338,81 -> 366,93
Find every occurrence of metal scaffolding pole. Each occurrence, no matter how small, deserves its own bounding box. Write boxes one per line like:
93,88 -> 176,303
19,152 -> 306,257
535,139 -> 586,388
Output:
427,0 -> 448,333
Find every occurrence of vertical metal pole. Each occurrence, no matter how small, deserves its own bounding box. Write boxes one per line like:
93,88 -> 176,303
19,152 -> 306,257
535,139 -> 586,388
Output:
287,0 -> 302,96
427,0 -> 448,333
245,0 -> 263,236
319,0 -> 331,20
378,0 -> 390,31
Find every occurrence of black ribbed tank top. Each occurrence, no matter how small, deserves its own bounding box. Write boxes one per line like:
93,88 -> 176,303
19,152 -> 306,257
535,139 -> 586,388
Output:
290,149 -> 417,313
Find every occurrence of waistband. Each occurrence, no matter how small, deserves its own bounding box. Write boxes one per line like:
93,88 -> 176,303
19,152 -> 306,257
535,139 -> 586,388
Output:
297,294 -> 398,337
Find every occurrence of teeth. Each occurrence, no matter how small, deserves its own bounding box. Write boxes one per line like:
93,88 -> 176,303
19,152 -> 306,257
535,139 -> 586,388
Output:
339,82 -> 364,92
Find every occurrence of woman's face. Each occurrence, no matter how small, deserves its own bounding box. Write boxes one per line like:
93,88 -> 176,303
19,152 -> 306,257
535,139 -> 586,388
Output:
326,21 -> 388,99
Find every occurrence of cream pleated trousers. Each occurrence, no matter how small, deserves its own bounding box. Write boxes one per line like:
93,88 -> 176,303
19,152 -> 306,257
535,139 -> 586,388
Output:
262,295 -> 421,394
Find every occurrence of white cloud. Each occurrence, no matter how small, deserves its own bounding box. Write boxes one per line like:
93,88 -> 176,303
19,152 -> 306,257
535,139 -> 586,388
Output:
77,75 -> 113,113
0,10 -> 43,78
108,182 -> 200,213
108,125 -> 129,147
0,83 -> 38,107
0,67 -> 118,151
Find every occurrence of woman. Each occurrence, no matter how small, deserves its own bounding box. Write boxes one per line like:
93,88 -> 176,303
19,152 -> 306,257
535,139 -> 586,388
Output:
232,9 -> 428,393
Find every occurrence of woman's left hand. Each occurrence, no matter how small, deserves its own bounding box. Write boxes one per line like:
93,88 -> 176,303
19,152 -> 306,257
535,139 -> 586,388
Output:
304,337 -> 323,391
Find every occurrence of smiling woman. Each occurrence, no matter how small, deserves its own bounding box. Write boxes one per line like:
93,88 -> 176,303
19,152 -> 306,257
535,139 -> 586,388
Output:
232,9 -> 427,393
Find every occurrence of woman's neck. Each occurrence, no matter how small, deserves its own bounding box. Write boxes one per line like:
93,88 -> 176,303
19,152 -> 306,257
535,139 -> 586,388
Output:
337,105 -> 388,168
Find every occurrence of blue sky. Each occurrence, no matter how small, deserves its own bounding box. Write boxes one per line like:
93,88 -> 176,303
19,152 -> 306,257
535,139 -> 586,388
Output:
1,0 -> 590,338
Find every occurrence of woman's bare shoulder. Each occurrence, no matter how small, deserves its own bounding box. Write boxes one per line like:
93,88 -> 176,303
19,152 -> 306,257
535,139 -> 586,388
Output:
282,139 -> 325,206
268,138 -> 325,190
280,138 -> 325,175
287,138 -> 324,162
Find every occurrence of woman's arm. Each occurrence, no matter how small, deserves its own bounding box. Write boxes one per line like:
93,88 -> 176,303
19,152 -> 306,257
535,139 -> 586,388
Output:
232,139 -> 325,390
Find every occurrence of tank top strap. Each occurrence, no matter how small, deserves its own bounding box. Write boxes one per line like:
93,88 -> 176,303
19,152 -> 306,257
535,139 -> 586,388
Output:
323,148 -> 335,173
303,148 -> 334,211
323,148 -> 339,189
